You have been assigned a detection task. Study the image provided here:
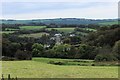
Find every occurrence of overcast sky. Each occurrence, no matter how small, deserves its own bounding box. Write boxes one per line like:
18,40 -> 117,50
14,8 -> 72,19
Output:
1,0 -> 119,20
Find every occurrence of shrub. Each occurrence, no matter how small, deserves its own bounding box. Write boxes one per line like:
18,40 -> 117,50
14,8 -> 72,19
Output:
94,54 -> 117,62
48,61 -> 65,65
54,62 -> 64,65
48,60 -> 55,64
91,64 -> 95,66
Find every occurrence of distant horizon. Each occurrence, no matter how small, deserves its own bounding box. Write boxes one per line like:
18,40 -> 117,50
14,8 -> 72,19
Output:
0,17 -> 118,20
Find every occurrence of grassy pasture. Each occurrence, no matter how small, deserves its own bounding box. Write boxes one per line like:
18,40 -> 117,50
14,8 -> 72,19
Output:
19,32 -> 49,38
47,28 -> 75,33
2,58 -> 119,78
20,26 -> 46,30
99,21 -> 120,25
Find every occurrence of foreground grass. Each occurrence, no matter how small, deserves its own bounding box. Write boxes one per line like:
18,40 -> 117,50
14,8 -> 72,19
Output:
2,58 -> 119,78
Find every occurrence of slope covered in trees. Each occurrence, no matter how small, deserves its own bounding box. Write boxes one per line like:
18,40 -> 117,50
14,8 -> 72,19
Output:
2,24 -> 120,62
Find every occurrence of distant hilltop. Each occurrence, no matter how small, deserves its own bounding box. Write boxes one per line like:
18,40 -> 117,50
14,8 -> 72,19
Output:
0,18 -> 119,25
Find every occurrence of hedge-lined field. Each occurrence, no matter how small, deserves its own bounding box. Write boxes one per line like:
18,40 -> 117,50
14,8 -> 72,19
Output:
2,58 -> 118,78
20,26 -> 46,30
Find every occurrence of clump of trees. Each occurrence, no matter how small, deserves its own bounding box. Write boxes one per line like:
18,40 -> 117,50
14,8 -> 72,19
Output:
32,43 -> 44,57
2,38 -> 33,60
112,40 -> 120,60
30,43 -> 97,59
86,25 -> 120,61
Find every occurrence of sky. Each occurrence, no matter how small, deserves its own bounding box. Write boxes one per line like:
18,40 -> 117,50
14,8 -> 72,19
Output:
0,0 -> 119,20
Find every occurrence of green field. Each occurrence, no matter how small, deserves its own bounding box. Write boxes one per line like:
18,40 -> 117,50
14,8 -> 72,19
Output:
19,32 -> 49,38
20,26 -> 46,30
47,28 -> 75,33
2,58 -> 119,78
5,28 -> 19,31
1,31 -> 15,34
99,21 -> 120,25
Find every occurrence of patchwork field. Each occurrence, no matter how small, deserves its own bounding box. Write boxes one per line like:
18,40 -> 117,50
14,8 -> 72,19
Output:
2,26 -> 97,35
2,58 -> 119,78
20,26 -> 46,30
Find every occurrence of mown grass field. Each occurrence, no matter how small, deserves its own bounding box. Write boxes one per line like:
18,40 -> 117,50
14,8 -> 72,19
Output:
2,58 -> 119,78
47,28 -> 75,33
20,26 -> 46,30
19,32 -> 49,38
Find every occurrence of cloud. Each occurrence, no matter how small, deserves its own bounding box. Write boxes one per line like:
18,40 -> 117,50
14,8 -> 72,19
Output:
1,0 -> 119,2
1,2 -> 118,19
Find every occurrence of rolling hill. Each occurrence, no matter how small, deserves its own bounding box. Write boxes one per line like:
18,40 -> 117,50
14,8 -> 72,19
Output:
0,18 -> 118,25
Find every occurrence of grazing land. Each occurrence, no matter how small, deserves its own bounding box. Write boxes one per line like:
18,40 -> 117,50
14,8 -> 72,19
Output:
47,28 -> 75,33
2,58 -> 119,78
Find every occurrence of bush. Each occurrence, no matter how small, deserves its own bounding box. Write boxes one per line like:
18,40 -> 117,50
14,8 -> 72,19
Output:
48,60 -> 55,64
91,64 -> 95,66
48,61 -> 65,65
94,54 -> 117,62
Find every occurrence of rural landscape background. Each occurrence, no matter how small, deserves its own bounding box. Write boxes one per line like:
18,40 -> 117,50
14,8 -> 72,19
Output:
0,0 -> 120,79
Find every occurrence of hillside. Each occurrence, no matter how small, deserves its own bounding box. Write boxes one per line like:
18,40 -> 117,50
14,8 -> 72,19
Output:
1,18 -> 118,25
